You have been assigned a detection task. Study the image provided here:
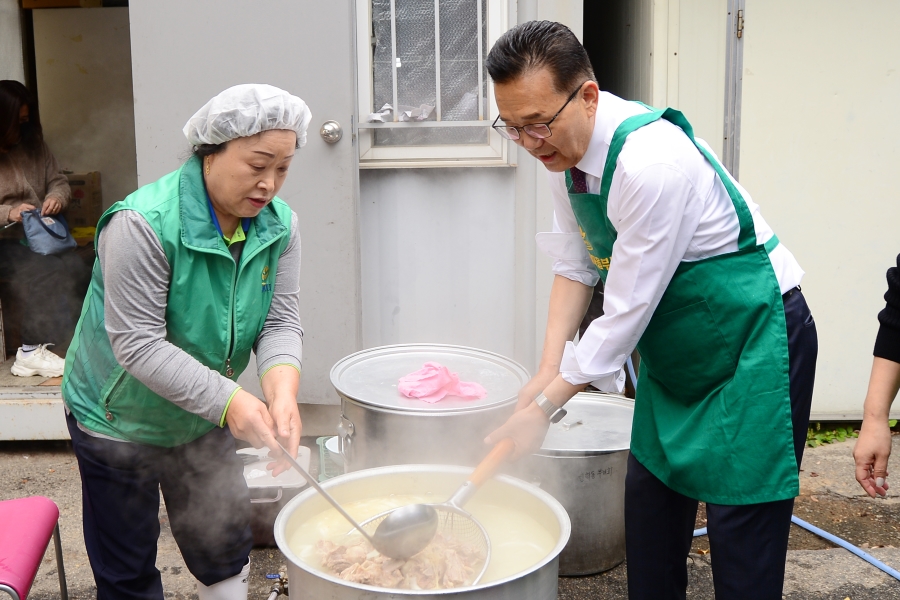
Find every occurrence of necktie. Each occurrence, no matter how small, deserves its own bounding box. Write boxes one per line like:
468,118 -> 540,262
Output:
570,166 -> 588,194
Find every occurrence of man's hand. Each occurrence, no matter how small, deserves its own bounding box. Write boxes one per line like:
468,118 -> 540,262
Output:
854,418 -> 892,498
516,369 -> 558,412
41,197 -> 62,216
9,203 -> 36,222
485,402 -> 551,461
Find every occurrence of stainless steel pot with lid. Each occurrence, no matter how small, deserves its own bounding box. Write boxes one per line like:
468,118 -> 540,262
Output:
331,344 -> 529,471
514,392 -> 634,575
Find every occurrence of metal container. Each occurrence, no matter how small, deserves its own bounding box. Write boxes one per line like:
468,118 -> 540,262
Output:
274,464 -> 571,599
516,392 -> 634,576
331,344 -> 529,472
239,446 -> 310,547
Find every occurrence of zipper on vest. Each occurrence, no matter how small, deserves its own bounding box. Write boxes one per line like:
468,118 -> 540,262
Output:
224,259 -> 237,378
221,222 -> 288,379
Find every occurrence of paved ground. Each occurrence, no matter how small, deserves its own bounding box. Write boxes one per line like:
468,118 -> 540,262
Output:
3,435 -> 900,599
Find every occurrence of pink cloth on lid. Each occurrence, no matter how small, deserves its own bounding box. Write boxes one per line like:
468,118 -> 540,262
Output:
398,362 -> 488,403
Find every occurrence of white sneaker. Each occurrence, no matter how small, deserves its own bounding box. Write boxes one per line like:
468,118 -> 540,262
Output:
10,344 -> 66,377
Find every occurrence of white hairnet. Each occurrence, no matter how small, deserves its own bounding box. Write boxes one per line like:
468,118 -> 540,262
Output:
183,83 -> 312,148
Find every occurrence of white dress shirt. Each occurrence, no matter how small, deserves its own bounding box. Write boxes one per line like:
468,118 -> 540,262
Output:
538,92 -> 805,391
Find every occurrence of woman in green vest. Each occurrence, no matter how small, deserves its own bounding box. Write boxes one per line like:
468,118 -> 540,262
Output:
62,84 -> 310,600
483,22 -> 818,599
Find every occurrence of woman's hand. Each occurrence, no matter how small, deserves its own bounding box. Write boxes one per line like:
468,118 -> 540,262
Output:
260,365 -> 303,476
8,203 -> 36,222
225,388 -> 280,451
266,393 -> 302,476
41,197 -> 62,216
854,419 -> 892,498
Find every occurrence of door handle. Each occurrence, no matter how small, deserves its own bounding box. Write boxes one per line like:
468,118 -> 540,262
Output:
320,120 -> 343,144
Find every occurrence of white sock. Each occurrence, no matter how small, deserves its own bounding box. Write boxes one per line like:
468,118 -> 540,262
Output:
21,345 -> 39,356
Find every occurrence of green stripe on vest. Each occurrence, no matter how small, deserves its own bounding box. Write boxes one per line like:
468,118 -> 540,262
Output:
62,155 -> 292,447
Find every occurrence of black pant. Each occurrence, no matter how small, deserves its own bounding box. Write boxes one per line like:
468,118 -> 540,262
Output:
67,412 -> 253,599
0,240 -> 90,347
625,288 -> 818,600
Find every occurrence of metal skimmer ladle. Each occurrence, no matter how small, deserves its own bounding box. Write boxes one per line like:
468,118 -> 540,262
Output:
356,438 -> 517,583
274,442 -> 409,559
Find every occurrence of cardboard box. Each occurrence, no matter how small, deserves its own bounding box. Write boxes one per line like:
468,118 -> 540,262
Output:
65,172 -> 102,228
21,0 -> 101,8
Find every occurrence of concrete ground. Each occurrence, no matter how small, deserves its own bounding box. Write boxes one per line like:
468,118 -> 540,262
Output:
3,435 -> 900,599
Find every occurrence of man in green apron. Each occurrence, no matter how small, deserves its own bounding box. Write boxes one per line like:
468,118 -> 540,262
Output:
483,21 -> 818,599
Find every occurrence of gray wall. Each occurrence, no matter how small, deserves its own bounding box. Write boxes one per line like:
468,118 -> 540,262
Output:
127,0 -> 361,409
360,168 -> 517,358
33,7 -> 138,209
0,0 -> 24,82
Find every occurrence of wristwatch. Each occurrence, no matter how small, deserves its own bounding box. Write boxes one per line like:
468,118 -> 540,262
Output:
534,393 -> 567,424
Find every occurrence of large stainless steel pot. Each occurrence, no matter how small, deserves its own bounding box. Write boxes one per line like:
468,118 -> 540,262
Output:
331,345 -> 529,471
514,392 -> 634,576
275,464 -> 571,600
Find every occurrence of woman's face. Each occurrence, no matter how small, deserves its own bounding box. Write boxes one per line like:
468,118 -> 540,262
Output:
205,129 -> 296,223
6,105 -> 29,146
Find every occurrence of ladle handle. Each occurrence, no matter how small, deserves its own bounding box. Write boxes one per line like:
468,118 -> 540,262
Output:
468,438 -> 516,487
274,442 -> 377,546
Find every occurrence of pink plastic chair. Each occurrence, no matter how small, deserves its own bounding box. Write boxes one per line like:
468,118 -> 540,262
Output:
0,497 -> 68,600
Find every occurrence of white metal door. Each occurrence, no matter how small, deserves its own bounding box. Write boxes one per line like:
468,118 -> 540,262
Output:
737,2 -> 900,418
128,1 -> 360,409
649,0 -> 728,158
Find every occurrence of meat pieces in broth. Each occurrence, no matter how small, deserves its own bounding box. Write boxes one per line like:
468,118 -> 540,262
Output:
316,532 -> 486,590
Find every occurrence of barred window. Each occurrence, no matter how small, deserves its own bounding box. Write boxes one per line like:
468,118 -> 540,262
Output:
356,0 -> 510,167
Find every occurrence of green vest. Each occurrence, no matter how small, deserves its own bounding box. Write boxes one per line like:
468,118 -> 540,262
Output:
567,107 -> 797,505
62,155 -> 292,447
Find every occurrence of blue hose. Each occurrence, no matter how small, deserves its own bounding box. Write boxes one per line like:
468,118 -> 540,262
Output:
692,517 -> 900,581
626,356 -> 638,389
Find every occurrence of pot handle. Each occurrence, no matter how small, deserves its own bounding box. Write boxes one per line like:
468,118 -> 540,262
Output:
448,438 -> 516,509
468,438 -> 516,487
250,488 -> 283,504
337,415 -> 354,459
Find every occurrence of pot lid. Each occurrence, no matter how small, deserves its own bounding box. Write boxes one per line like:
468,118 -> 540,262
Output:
330,344 -> 530,413
538,392 -> 634,456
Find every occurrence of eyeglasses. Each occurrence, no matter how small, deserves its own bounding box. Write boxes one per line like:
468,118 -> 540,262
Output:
492,82 -> 586,141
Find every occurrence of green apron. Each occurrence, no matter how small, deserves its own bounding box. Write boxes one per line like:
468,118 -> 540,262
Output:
567,107 -> 797,505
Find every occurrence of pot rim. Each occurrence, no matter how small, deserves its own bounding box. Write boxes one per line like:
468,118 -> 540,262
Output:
339,393 -> 517,416
330,343 -> 529,414
535,393 -> 634,455
274,464 -> 572,595
534,448 -> 631,458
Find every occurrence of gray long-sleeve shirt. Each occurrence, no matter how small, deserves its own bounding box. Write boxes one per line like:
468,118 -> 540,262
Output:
95,209 -> 303,428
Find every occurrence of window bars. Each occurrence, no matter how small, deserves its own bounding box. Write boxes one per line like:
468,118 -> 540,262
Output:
367,0 -> 489,147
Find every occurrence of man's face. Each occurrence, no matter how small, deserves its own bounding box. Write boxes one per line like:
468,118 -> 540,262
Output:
493,67 -> 598,172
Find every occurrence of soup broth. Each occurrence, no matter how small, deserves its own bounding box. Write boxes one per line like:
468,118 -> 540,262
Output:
288,493 -> 556,586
